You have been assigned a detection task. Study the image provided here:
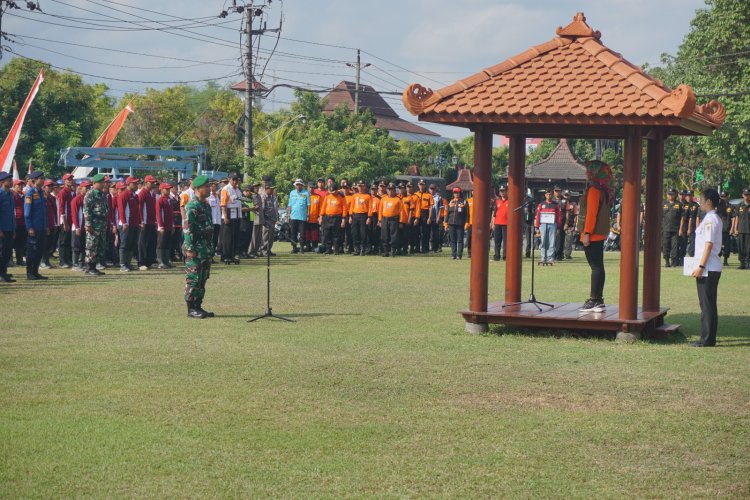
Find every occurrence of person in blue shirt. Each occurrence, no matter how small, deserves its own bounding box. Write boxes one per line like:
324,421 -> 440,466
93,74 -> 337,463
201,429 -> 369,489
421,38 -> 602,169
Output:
23,171 -> 49,281
0,171 -> 17,282
287,179 -> 310,254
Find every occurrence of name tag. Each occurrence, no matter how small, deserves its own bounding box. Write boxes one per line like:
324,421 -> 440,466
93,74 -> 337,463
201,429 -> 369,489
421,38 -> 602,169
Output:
540,213 -> 555,224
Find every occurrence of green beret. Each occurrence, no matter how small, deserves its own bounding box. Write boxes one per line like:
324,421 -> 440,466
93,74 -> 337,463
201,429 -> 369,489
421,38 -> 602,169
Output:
91,173 -> 106,183
192,175 -> 209,189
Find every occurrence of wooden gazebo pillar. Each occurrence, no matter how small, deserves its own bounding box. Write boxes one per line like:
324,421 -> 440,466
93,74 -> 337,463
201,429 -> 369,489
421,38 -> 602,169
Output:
643,132 -> 665,313
618,127 -> 642,332
505,135 -> 526,304
466,125 -> 493,333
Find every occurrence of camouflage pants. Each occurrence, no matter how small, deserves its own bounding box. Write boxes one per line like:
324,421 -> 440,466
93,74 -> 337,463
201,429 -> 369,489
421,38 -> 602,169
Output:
184,258 -> 211,303
85,228 -> 107,266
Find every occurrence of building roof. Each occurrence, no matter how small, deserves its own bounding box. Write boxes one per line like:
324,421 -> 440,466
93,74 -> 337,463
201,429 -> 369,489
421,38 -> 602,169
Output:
324,81 -> 441,137
402,12 -> 725,136
526,139 -> 587,180
230,79 -> 269,92
446,168 -> 474,192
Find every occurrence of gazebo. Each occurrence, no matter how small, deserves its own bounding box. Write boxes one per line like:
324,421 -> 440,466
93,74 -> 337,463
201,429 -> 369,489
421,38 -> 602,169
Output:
525,139 -> 588,198
402,12 -> 726,339
446,167 -> 474,194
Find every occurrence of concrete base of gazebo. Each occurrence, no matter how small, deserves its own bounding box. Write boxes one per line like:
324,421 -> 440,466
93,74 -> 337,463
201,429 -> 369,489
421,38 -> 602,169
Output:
461,301 -> 674,338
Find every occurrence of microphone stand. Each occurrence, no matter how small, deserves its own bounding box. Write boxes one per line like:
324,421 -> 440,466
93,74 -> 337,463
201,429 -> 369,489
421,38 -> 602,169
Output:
503,199 -> 554,312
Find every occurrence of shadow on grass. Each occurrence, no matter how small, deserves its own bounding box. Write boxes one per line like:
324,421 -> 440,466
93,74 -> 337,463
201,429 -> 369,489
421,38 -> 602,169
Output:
218,312 -> 361,319
488,324 -> 618,342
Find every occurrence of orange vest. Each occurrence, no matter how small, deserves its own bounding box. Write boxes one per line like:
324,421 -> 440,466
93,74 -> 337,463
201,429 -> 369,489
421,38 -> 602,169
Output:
370,195 -> 381,217
308,193 -> 321,222
321,193 -> 348,217
350,193 -> 372,215
379,196 -> 404,220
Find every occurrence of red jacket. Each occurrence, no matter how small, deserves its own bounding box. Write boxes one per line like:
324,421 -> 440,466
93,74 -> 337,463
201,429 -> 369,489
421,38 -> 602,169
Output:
117,189 -> 141,226
137,188 -> 156,225
14,192 -> 25,227
535,200 -> 562,228
57,186 -> 73,226
493,198 -> 508,225
156,195 -> 174,231
46,194 -> 57,228
71,193 -> 85,230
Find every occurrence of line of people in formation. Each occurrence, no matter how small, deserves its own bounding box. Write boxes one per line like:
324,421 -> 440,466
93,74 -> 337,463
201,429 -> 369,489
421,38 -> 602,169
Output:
2,166 -> 749,283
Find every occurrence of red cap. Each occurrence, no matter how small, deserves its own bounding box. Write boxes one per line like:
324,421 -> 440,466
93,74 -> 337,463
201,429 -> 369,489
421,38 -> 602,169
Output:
144,175 -> 157,183
62,173 -> 74,180
13,179 -> 24,186
452,187 -> 462,193
126,176 -> 139,184
79,180 -> 92,187
159,182 -> 172,190
44,180 -> 54,187
115,181 -> 126,189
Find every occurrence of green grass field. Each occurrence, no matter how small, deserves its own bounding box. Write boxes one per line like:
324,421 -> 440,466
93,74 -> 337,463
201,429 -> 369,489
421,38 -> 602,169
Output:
1,248 -> 748,497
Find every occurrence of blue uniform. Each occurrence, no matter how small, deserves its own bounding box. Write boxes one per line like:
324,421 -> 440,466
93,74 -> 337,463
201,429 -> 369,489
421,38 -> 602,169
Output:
287,189 -> 310,221
23,185 -> 48,276
0,187 -> 16,278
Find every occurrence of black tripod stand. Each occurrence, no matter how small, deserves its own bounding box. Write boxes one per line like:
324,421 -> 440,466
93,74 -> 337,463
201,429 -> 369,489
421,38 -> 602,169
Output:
503,200 -> 554,312
248,245 -> 294,323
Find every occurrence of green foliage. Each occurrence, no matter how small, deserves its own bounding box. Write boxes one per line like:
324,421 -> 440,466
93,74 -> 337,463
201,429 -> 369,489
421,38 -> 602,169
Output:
526,138 -> 558,165
646,0 -> 750,194
0,58 -> 114,176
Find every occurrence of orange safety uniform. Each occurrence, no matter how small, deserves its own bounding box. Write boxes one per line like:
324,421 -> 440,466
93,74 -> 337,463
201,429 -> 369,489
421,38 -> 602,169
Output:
414,190 -> 434,219
466,197 -> 474,227
320,192 -> 349,217
308,192 -> 322,223
350,193 -> 373,216
401,193 -> 416,222
370,194 -> 381,218
379,196 -> 405,221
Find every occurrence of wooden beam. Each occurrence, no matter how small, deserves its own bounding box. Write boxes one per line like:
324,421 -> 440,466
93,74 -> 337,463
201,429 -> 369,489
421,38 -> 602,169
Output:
469,125 -> 493,314
505,135 -> 526,303
619,128 -> 643,320
643,133 -> 665,311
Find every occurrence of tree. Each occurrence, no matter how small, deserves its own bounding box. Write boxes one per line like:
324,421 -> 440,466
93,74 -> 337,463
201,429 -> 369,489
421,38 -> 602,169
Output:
0,58 -> 114,176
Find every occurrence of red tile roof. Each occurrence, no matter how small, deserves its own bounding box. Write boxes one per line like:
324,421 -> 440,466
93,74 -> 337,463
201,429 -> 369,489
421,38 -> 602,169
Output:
446,168 -> 474,192
231,79 -> 269,92
402,13 -> 726,134
526,139 -> 587,180
325,81 -> 440,137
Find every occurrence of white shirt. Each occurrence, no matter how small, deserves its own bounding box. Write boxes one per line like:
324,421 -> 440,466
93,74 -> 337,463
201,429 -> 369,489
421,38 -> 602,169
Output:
208,193 -> 222,225
694,209 -> 722,272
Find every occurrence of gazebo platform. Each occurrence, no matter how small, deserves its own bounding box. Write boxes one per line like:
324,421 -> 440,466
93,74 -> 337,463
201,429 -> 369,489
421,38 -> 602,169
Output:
461,301 -> 673,334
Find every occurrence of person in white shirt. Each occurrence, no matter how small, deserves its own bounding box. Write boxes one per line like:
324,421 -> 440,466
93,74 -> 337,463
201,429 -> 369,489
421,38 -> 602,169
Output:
689,188 -> 722,347
207,181 -> 222,257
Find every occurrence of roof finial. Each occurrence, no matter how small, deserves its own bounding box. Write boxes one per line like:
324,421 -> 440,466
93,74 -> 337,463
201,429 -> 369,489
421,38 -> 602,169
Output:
556,12 -> 601,40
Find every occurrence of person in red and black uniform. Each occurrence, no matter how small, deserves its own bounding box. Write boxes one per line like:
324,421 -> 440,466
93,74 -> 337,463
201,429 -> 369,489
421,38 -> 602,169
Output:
577,161 -> 614,313
492,186 -> 508,261
70,180 -> 90,270
156,182 -> 174,269
137,175 -> 157,270
41,180 -> 58,269
444,187 -> 470,260
57,173 -> 75,268
12,179 -> 27,266
117,176 -> 141,272
170,182 -> 183,262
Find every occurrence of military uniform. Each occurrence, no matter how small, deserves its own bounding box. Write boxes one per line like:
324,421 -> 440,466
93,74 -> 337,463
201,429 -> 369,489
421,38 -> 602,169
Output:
676,192 -> 689,265
736,191 -> 750,269
685,194 -> 700,257
83,175 -> 110,275
662,192 -> 682,267
23,172 -> 48,280
0,172 -> 16,282
183,176 -> 215,318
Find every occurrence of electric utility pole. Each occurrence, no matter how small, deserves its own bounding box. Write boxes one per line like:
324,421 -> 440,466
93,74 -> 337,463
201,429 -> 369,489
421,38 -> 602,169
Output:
347,49 -> 371,114
244,6 -> 254,168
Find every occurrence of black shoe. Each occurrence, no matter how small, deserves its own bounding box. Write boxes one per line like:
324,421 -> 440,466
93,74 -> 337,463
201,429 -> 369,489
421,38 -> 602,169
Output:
196,301 -> 214,318
493,255 -> 500,261
34,273 -> 48,280
86,269 -> 104,276
291,247 -> 299,254
187,306 -> 207,319
579,299 -> 605,313
0,274 -> 16,283
689,341 -> 715,347
26,274 -> 40,281
452,255 -> 457,260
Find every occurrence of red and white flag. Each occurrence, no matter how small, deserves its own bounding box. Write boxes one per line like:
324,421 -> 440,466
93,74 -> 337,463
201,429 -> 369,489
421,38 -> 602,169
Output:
12,160 -> 20,182
92,101 -> 134,148
0,70 -> 44,173
27,160 -> 33,176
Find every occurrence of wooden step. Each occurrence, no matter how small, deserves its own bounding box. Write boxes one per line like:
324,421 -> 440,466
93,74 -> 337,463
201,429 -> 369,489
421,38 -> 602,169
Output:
654,323 -> 680,334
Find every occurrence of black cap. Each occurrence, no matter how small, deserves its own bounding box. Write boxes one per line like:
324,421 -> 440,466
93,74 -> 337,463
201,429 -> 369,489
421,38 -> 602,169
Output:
668,188 -> 677,194
679,189 -> 688,196
317,177 -> 324,182
743,188 -> 750,195
28,170 -> 43,180
387,182 -> 396,189
230,174 -> 241,181
545,187 -> 553,193
0,172 -> 11,182
261,175 -> 271,182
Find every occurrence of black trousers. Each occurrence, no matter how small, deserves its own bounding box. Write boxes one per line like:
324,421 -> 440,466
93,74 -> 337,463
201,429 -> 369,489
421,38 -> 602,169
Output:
25,230 -> 46,275
343,218 -> 353,252
696,271 -> 721,346
367,218 -> 379,252
45,226 -> 58,263
138,224 -> 157,267
58,228 -> 71,266
13,226 -> 26,263
220,218 -> 239,261
449,225 -> 465,257
663,231 -> 679,263
524,223 -> 533,256
290,219 -> 306,248
380,217 -> 400,254
0,232 -> 13,275
418,213 -> 431,252
584,240 -> 605,300
322,215 -> 343,252
554,226 -> 565,260
737,233 -> 750,265
430,221 -> 442,251
493,224 -> 507,259
409,219 -> 420,252
72,229 -> 86,266
212,224 -> 221,255
351,214 -> 368,250
465,226 -> 472,254
171,228 -> 183,260
239,220 -> 252,255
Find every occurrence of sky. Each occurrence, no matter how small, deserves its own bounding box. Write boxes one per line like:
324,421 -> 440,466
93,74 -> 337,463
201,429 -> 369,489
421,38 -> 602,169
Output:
1,0 -> 707,141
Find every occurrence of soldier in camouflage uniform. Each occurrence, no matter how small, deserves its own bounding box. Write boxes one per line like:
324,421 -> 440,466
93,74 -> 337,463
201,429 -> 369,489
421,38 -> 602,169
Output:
183,175 -> 215,319
83,173 -> 110,276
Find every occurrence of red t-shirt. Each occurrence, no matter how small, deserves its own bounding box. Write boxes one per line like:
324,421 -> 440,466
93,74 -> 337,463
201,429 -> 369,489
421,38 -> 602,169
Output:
493,198 -> 508,225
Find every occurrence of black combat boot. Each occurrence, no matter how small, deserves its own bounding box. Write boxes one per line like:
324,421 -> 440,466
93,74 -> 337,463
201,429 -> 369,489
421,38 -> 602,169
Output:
196,299 -> 214,317
187,302 -> 206,319
665,258 -> 671,268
